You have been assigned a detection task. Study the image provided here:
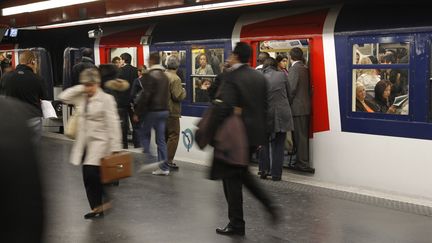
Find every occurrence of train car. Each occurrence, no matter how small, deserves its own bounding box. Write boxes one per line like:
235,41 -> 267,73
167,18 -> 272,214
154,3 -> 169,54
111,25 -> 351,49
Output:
2,3 -> 432,202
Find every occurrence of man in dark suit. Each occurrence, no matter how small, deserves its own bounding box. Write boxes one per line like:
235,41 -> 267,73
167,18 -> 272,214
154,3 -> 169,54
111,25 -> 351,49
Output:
118,53 -> 138,149
287,47 -> 314,173
213,42 -> 278,236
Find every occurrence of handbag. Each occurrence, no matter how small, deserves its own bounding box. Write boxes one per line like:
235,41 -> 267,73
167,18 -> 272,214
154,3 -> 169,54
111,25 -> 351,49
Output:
64,113 -> 78,139
100,152 -> 133,184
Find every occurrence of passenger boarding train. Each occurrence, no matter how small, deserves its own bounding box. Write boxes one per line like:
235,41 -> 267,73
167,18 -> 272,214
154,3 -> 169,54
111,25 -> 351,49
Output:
2,4 -> 432,201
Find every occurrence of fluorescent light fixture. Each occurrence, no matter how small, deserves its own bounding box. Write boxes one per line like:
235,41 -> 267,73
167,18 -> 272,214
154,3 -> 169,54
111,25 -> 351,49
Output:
35,0 -> 291,29
2,0 -> 100,16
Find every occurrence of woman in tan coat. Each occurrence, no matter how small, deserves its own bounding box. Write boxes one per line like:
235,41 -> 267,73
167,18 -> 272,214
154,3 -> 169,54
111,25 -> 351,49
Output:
58,68 -> 122,219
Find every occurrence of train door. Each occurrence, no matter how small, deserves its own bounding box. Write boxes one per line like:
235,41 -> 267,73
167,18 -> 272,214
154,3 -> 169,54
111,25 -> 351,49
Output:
108,47 -> 138,67
250,39 -> 312,167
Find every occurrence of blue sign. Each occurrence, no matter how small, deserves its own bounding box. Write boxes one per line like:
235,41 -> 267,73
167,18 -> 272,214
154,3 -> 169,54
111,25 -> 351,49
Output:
181,128 -> 194,152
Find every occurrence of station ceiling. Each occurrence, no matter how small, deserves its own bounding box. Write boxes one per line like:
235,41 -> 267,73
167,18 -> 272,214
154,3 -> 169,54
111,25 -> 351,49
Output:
0,0 -> 348,28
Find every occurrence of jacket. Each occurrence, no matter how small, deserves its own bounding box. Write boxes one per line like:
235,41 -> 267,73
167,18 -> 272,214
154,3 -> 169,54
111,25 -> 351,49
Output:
262,66 -> 294,132
71,57 -> 96,87
288,62 -> 311,116
104,79 -> 130,109
58,85 -> 122,166
118,64 -> 138,107
356,98 -> 378,112
135,65 -> 169,116
166,69 -> 186,117
218,64 -> 268,146
0,64 -> 47,117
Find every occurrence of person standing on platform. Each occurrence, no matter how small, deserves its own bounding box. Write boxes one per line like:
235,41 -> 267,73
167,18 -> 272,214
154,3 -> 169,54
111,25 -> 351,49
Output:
134,52 -> 170,176
255,52 -> 270,71
259,57 -> 294,181
71,48 -> 96,87
209,42 -> 279,236
0,50 -> 47,140
165,55 -> 186,170
58,68 -> 122,219
287,47 -> 315,173
117,53 -> 138,149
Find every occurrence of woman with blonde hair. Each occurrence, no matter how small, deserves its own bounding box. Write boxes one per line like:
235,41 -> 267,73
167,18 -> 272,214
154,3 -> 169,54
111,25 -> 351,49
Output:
355,82 -> 377,112
58,68 -> 122,219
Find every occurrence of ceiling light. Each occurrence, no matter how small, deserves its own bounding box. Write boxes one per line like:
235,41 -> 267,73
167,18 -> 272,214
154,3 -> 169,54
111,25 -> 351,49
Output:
2,0 -> 100,16
34,0 -> 290,29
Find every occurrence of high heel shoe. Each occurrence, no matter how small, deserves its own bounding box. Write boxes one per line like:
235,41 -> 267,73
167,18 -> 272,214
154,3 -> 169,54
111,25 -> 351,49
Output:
84,211 -> 104,219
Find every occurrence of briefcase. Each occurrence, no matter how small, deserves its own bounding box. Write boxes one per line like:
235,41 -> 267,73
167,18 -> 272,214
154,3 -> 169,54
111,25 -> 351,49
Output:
100,152 -> 133,184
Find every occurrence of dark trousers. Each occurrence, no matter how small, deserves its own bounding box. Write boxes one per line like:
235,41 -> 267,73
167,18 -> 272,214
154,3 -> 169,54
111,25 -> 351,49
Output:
166,116 -> 180,163
259,132 -> 287,178
222,148 -> 273,229
293,115 -> 310,167
129,107 -> 141,148
82,165 -> 107,210
118,108 -> 129,149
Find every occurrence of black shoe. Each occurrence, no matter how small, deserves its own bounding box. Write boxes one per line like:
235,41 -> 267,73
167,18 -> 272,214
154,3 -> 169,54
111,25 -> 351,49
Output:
260,172 -> 268,180
271,176 -> 281,181
216,224 -> 245,236
167,162 -> 179,170
291,164 -> 315,174
84,211 -> 104,219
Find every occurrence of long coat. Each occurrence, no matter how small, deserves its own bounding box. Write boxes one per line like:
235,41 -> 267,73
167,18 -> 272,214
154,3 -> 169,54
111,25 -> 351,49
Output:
58,85 -> 122,166
262,67 -> 294,133
218,64 -> 268,147
288,61 -> 310,116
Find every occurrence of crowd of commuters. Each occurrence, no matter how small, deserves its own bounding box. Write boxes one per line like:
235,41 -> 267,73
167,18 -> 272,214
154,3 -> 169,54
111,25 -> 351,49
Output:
0,43 -> 318,240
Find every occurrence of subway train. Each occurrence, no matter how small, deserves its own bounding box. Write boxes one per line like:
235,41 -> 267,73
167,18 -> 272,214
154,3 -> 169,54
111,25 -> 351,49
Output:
1,4 -> 432,201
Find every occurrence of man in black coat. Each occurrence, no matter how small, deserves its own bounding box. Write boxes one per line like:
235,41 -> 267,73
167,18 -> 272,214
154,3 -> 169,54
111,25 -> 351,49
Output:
212,42 -> 278,236
71,48 -> 96,87
118,53 -> 138,149
0,50 -> 47,139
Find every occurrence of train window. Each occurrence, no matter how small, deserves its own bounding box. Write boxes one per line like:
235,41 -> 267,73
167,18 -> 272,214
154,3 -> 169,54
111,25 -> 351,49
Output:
353,43 -> 409,64
159,50 -> 187,83
352,42 -> 410,115
259,39 -> 310,67
191,48 -> 223,103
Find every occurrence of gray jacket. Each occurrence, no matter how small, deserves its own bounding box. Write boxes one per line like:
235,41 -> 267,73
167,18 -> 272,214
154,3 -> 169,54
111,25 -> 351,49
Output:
263,67 -> 294,133
288,62 -> 311,116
